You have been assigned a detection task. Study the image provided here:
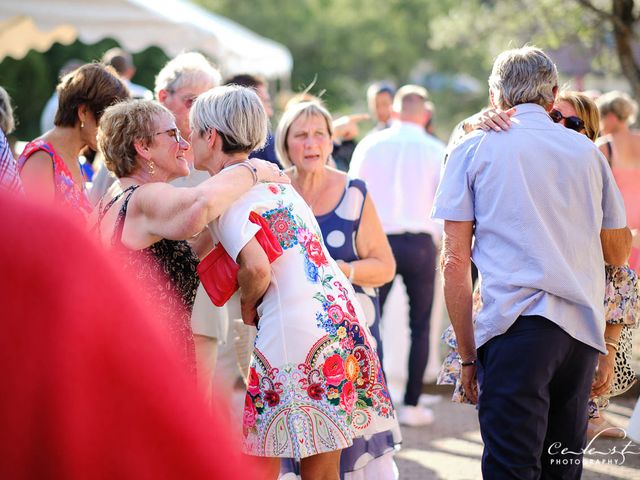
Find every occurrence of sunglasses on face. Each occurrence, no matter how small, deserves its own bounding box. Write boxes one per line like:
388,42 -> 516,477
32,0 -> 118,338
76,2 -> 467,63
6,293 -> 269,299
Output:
549,109 -> 585,132
155,127 -> 184,144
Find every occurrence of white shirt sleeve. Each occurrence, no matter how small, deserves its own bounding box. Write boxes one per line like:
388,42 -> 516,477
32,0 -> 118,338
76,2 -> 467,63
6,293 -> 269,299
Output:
208,196 -> 261,263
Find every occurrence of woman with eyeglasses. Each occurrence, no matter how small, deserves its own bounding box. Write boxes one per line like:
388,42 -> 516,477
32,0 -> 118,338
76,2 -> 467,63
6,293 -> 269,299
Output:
440,91 -> 638,440
18,63 -> 130,220
90,99 -> 287,373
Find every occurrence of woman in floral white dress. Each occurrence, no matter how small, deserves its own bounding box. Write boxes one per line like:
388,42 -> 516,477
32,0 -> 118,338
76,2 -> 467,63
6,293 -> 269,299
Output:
189,85 -> 396,479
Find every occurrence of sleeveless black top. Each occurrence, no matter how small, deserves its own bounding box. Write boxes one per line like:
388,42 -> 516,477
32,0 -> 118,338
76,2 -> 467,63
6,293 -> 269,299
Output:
97,185 -> 199,373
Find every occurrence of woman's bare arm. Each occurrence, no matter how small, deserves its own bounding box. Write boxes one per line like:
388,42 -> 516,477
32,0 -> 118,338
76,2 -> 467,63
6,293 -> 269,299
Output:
19,151 -> 56,201
121,160 -> 287,250
342,194 -> 396,288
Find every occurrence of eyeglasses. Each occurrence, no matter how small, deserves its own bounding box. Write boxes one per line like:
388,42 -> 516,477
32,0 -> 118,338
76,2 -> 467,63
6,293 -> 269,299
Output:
549,109 -> 585,132
155,127 -> 184,144
168,90 -> 198,109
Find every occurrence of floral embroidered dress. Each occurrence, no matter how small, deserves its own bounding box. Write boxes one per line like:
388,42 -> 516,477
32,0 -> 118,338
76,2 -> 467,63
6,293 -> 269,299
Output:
18,140 -> 92,217
208,179 -> 396,459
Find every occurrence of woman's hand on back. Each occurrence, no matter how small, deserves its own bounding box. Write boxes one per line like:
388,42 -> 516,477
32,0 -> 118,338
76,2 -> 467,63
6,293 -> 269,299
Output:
470,107 -> 516,132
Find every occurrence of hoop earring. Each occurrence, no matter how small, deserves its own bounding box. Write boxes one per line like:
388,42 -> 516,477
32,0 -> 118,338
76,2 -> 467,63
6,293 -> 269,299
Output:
147,161 -> 156,176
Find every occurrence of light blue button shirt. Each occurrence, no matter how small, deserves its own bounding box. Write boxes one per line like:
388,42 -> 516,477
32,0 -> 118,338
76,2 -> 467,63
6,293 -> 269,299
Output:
432,103 -> 627,353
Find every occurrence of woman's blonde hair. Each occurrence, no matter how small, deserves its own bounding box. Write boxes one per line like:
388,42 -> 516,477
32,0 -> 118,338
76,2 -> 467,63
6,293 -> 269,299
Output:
596,90 -> 638,125
275,101 -> 333,168
98,100 -> 172,178
557,91 -> 600,141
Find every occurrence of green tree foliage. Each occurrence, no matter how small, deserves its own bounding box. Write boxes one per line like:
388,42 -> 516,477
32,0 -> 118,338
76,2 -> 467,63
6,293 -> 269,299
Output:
198,0 -> 490,135
430,0 -> 640,98
0,39 -> 168,141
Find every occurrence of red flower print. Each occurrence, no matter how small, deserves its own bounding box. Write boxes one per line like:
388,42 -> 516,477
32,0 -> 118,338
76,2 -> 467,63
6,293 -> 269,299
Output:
327,304 -> 345,324
307,383 -> 325,400
340,336 -> 355,351
306,240 -> 328,267
327,295 -> 335,302
247,367 -> 260,396
268,185 -> 279,194
340,381 -> 356,413
323,354 -> 345,386
243,394 -> 257,429
346,300 -> 356,317
264,207 -> 297,249
273,218 -> 290,235
263,390 -> 280,407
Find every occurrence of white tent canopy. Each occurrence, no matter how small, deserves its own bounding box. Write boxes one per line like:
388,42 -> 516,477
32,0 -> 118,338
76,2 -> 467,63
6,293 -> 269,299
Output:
0,0 -> 293,81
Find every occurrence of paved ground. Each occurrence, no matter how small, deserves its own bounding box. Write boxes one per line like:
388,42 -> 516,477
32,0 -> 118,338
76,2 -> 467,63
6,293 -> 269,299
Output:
396,385 -> 640,480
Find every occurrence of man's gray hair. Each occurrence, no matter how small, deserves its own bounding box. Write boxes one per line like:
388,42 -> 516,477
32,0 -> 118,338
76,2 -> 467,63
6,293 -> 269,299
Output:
488,46 -> 558,110
154,52 -> 221,97
190,85 -> 267,154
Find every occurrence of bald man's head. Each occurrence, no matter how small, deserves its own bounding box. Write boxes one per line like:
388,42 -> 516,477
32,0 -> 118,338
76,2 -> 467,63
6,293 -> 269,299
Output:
394,85 -> 429,124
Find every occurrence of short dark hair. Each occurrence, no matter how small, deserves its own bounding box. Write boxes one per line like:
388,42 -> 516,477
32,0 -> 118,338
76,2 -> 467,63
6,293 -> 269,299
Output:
102,48 -> 133,75
54,63 -> 130,127
224,73 -> 266,89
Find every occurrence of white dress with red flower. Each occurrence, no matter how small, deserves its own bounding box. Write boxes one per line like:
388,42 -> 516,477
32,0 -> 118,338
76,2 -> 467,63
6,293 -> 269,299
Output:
208,181 -> 396,459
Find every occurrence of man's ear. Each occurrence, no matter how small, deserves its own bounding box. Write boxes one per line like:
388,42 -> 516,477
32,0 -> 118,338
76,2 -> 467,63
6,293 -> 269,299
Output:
543,86 -> 559,112
157,89 -> 169,104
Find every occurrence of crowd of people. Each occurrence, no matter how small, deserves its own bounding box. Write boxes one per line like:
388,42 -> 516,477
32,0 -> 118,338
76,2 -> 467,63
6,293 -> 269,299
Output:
0,44 -> 639,480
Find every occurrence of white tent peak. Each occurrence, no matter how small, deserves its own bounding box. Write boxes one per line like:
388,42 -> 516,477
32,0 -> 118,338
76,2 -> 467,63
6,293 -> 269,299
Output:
0,0 -> 293,80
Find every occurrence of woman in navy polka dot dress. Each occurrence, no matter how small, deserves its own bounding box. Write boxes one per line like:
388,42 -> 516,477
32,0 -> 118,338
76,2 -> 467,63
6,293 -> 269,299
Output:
276,101 -> 401,480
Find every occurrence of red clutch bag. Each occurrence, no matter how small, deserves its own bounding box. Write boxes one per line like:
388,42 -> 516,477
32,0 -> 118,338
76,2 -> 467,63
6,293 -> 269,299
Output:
197,211 -> 283,307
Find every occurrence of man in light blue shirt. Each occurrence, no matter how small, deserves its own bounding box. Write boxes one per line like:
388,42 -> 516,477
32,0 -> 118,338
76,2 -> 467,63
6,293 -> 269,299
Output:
433,47 -> 631,479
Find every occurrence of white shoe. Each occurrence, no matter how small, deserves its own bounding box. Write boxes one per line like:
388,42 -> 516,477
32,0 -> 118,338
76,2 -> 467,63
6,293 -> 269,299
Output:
398,405 -> 435,427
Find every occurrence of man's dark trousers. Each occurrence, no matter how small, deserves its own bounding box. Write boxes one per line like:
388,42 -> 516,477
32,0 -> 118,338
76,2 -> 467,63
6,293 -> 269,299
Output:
477,315 -> 598,480
378,232 -> 436,406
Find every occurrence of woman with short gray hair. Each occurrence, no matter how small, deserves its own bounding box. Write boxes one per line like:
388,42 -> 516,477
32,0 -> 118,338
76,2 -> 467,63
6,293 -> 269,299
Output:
191,85 -> 396,480
91,98 -> 286,373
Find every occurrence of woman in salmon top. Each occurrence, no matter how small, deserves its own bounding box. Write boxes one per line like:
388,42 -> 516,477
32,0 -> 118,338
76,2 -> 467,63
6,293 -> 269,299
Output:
597,90 -> 640,273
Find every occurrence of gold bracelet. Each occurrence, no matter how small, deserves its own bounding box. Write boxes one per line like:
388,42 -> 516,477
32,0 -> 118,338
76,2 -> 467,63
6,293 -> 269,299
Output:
605,341 -> 619,352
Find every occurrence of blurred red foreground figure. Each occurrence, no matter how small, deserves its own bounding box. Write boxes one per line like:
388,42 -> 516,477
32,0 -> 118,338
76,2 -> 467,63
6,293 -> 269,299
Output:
0,194 -> 265,479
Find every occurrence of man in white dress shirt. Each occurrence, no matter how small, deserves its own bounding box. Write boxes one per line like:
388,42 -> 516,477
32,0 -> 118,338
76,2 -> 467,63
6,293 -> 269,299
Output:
350,85 -> 445,426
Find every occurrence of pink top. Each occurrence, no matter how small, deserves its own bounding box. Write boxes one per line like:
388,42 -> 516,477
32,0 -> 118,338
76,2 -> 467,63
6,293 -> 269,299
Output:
17,139 -> 92,218
612,167 -> 640,272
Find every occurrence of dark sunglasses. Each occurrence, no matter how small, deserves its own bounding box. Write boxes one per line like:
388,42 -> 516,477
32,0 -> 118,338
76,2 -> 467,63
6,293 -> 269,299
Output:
155,127 -> 184,144
549,109 -> 585,132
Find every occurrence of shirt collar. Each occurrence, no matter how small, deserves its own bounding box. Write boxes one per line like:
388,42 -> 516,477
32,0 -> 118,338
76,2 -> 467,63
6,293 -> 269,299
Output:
511,103 -> 552,120
395,121 -> 427,133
